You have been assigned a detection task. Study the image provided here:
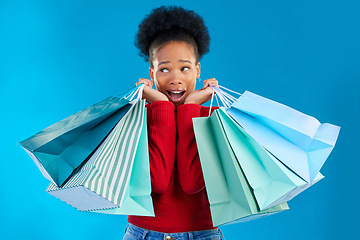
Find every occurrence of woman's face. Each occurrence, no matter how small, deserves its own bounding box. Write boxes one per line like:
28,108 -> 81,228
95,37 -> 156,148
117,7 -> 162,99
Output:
149,41 -> 200,107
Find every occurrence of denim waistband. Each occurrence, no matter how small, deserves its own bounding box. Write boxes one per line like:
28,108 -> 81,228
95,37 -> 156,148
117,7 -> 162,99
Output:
125,223 -> 224,240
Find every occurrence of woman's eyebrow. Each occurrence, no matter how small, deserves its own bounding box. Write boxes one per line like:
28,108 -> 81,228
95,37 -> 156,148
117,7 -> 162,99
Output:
179,59 -> 192,64
159,60 -> 170,66
158,61 -> 170,66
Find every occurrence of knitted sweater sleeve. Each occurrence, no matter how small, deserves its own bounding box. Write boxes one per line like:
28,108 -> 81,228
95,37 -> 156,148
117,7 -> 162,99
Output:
147,101 -> 176,194
176,104 -> 205,194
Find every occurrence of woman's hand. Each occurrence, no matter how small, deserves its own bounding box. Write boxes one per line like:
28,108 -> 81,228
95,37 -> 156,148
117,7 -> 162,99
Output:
136,78 -> 168,104
184,78 -> 219,105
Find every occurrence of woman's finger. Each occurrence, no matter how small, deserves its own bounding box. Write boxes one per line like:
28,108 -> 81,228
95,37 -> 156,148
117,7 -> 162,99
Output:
136,78 -> 153,88
202,78 -> 218,89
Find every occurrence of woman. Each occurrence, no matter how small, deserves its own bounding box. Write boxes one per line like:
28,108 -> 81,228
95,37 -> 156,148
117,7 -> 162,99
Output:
123,6 -> 223,240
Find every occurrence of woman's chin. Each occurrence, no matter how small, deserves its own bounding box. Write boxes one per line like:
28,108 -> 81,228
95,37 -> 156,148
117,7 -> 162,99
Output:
165,92 -> 186,106
169,99 -> 184,107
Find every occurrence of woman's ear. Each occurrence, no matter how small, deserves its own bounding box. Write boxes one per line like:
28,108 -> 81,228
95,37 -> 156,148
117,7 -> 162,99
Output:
149,67 -> 154,82
196,62 -> 201,79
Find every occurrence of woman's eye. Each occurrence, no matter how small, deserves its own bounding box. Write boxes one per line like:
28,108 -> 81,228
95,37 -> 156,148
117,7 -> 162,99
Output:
182,67 -> 190,71
160,68 -> 169,73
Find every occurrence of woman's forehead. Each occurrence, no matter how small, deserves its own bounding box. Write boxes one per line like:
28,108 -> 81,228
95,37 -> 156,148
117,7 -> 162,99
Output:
153,41 -> 197,65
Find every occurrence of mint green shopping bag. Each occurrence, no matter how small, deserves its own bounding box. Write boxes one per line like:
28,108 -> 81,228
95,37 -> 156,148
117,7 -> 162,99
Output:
216,108 -> 323,211
94,108 -> 154,216
46,100 -> 154,216
193,111 -> 289,226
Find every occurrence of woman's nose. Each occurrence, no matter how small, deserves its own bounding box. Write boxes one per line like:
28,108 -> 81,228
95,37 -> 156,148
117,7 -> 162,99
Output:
169,73 -> 183,85
170,80 -> 182,85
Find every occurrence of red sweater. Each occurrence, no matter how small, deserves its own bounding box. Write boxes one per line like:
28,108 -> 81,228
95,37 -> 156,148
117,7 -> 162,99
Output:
128,101 -> 218,233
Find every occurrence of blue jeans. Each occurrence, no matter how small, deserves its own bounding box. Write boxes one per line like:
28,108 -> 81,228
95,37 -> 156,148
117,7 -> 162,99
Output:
122,223 -> 225,240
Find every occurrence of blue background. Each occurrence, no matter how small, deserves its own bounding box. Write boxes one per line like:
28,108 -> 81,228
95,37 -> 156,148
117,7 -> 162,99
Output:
1,0 -> 358,239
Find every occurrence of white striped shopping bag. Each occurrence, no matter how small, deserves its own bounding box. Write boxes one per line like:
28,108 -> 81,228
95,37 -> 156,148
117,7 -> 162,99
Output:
46,100 -> 154,216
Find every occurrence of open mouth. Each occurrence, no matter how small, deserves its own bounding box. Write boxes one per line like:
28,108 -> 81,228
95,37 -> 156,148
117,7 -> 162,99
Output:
166,90 -> 186,103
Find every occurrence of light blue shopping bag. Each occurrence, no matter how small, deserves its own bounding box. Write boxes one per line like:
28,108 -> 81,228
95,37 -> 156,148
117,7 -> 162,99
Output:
226,90 -> 340,183
216,108 -> 323,211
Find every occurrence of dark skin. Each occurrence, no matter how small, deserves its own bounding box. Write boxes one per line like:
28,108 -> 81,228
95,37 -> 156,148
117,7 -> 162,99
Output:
136,41 -> 218,107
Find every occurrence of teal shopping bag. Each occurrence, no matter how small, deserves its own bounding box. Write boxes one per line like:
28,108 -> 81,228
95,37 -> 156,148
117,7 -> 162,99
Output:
227,91 -> 340,183
20,85 -> 141,187
216,108 -> 323,211
193,110 -> 289,226
46,100 -> 154,216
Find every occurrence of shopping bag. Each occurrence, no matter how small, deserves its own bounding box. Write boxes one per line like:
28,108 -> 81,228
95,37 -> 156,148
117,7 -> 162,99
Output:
227,90 -> 340,183
94,106 -> 154,216
193,109 -> 289,226
216,108 -> 324,211
20,85 -> 141,187
46,100 -> 154,216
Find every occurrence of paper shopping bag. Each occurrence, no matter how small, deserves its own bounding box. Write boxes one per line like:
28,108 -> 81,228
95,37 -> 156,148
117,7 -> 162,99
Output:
94,107 -> 154,216
228,91 -> 340,183
20,85 -> 140,187
193,110 -> 289,226
46,100 -> 154,216
216,108 -> 323,211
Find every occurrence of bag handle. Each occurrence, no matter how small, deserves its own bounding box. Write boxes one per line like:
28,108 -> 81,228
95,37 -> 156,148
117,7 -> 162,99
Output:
208,85 -> 243,116
208,88 -> 216,117
128,84 -> 145,102
110,84 -> 145,102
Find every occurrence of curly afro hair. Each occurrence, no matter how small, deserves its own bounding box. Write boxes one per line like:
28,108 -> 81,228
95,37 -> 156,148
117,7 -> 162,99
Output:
135,6 -> 210,64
